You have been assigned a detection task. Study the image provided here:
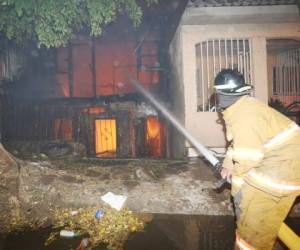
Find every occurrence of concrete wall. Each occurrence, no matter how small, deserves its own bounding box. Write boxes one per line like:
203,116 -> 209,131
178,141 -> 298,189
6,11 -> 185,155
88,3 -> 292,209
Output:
168,26 -> 186,158
169,5 -> 300,157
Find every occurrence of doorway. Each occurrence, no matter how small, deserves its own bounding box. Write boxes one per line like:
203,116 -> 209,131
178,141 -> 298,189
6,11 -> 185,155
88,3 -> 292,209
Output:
95,119 -> 117,158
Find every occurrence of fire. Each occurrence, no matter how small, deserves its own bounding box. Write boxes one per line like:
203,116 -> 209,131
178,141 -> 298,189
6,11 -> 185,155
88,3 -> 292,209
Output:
95,119 -> 117,157
145,116 -> 162,157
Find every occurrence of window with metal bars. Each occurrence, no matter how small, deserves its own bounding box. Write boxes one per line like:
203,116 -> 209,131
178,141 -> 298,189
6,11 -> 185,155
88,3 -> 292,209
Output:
272,48 -> 300,104
195,38 -> 253,112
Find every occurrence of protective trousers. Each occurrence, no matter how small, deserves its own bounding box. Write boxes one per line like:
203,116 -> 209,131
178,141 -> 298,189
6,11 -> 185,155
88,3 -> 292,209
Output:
234,184 -> 296,250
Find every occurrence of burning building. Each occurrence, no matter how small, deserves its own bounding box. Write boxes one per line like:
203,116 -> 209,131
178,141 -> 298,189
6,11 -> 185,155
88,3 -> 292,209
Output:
2,0 -> 299,160
0,1 -> 187,159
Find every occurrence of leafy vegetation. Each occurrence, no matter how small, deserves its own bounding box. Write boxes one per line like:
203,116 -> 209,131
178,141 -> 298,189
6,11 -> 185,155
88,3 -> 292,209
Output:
0,0 -> 158,48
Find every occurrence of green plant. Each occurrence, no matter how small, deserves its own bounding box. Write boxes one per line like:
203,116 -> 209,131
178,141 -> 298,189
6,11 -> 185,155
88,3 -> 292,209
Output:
0,0 -> 158,48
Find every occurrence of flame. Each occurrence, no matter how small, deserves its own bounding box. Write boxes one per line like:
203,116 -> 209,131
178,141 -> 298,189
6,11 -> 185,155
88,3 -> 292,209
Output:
95,119 -> 117,157
146,116 -> 161,157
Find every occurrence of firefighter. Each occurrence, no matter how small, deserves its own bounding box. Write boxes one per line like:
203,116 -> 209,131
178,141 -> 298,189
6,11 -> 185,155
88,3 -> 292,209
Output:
214,69 -> 300,250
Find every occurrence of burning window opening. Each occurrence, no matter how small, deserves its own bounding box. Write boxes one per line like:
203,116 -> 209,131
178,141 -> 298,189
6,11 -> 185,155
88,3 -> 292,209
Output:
145,116 -> 162,157
55,32 -> 161,98
95,119 -> 117,158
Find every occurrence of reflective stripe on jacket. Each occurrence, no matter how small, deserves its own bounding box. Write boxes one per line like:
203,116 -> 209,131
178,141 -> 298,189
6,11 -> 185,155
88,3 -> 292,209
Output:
223,96 -> 300,196
236,233 -> 257,250
232,172 -> 300,196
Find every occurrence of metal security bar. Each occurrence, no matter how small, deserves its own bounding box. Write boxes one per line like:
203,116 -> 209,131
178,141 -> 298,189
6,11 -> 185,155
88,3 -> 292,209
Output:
196,38 -> 252,112
273,48 -> 300,105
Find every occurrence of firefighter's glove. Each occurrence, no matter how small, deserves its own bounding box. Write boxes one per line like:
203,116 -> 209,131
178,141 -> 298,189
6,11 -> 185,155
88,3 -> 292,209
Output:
221,168 -> 232,183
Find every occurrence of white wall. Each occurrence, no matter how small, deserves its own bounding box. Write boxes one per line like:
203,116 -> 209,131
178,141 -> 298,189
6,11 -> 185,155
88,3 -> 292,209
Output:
169,5 -> 300,156
168,26 -> 186,157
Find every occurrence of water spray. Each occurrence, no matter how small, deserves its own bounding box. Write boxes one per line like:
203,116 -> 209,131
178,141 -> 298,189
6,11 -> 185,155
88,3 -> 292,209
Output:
130,79 -> 223,174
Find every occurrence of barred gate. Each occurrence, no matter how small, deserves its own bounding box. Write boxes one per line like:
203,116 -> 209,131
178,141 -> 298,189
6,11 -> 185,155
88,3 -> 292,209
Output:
273,48 -> 300,105
195,38 -> 253,112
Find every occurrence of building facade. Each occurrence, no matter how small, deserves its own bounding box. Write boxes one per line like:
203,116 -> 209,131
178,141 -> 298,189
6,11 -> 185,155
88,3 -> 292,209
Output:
169,0 -> 300,157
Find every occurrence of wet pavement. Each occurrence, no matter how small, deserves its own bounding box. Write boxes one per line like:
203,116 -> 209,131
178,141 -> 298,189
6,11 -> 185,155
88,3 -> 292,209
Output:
1,214 -> 299,250
0,214 -> 236,250
125,214 -> 235,250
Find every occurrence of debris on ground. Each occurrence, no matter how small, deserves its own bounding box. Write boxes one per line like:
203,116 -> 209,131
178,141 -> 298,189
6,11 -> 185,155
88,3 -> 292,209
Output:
101,192 -> 127,211
46,206 -> 152,250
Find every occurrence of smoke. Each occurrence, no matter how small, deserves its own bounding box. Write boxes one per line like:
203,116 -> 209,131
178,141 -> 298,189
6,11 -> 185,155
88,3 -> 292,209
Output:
136,102 -> 158,118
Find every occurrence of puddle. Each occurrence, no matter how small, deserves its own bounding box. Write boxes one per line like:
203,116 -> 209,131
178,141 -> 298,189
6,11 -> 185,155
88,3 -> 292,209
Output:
125,214 -> 235,250
0,214 -> 299,250
0,214 -> 235,250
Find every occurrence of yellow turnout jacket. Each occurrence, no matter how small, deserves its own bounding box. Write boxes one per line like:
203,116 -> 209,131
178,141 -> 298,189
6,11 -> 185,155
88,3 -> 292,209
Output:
222,96 -> 300,197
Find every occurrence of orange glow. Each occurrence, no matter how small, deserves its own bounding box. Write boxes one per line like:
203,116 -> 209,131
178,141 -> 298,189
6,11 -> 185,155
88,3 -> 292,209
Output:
56,73 -> 70,97
54,119 -> 72,140
95,119 -> 117,157
55,33 -> 161,98
83,106 -> 106,114
73,43 -> 93,97
95,41 -> 137,96
94,39 -> 160,95
146,116 -> 161,157
56,47 -> 70,97
139,71 -> 160,86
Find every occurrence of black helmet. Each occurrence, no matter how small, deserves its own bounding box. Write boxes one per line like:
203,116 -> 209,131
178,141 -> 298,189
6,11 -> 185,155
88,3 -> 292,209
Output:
214,69 -> 253,95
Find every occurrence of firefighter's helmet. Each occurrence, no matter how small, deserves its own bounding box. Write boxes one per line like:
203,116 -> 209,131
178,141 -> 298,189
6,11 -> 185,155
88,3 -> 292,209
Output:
214,69 -> 253,95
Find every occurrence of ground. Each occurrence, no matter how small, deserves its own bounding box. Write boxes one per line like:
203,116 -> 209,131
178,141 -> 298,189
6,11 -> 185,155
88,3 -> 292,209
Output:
18,157 -> 233,218
2,140 -> 300,223
0,145 -> 237,250
0,143 -> 236,249
0,143 -> 299,249
0,140 -> 234,231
